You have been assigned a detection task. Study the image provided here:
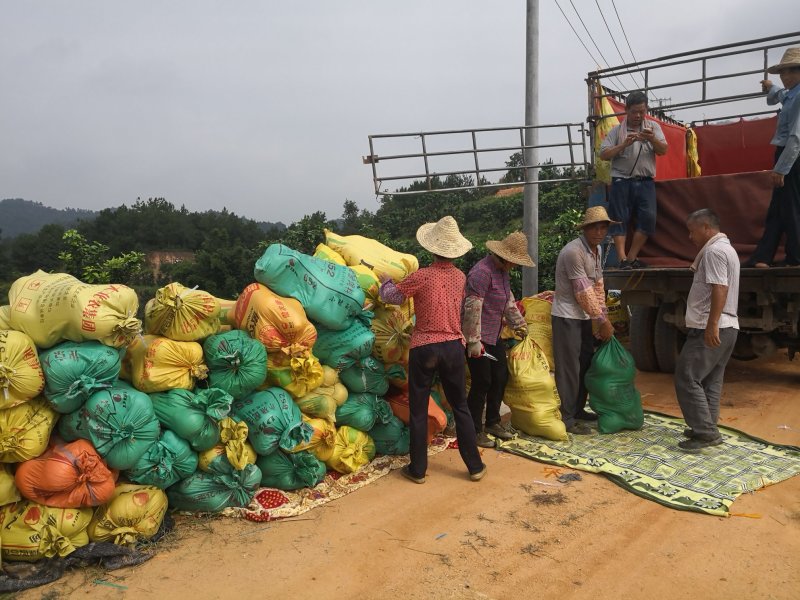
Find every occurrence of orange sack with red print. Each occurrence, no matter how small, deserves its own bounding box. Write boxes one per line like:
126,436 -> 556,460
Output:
15,439 -> 117,508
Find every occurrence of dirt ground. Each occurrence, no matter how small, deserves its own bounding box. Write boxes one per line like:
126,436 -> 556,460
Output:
21,353 -> 800,600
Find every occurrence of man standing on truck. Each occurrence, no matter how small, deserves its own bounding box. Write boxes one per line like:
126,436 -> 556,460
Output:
551,206 -> 616,435
599,91 -> 668,270
744,47 -> 800,268
675,209 -> 739,452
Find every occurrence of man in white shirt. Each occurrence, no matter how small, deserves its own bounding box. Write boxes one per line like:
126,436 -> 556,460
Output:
674,209 -> 739,452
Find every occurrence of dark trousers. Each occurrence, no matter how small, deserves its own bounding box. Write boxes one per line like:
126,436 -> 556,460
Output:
407,340 -> 484,477
675,327 -> 738,440
750,147 -> 800,265
551,316 -> 594,428
466,341 -> 508,432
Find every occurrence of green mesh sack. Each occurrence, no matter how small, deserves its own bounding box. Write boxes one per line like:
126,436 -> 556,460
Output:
334,392 -> 392,432
585,337 -> 644,434
127,430 -> 199,489
313,320 -> 375,371
39,341 -> 123,414
253,244 -> 366,331
202,330 -> 267,400
83,385 -> 161,470
256,449 -> 327,491
339,356 -> 389,395
150,387 -> 233,452
231,387 -> 313,455
368,414 -> 410,455
166,461 -> 262,513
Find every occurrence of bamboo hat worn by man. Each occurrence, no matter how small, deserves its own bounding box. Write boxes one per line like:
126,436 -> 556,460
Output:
462,232 -> 532,448
745,47 -> 800,268
379,216 -> 487,483
551,207 -> 617,436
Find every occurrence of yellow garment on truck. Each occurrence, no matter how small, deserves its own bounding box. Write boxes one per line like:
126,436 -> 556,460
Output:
8,271 -> 141,349
144,282 -> 221,341
123,335 -> 208,393
0,330 -> 45,409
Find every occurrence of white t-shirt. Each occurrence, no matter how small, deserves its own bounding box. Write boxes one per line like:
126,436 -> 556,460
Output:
685,237 -> 740,330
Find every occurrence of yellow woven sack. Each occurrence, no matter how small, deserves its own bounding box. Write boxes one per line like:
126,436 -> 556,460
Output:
124,335 -> 208,393
144,282 -> 221,341
264,351 -> 324,398
0,397 -> 58,462
324,229 -> 419,282
504,336 -> 567,441
0,330 -> 45,409
0,501 -> 92,561
350,264 -> 381,310
371,303 -> 413,366
320,365 -> 339,388
232,283 -> 317,357
519,294 -> 555,370
198,417 -> 257,471
0,464 -> 21,506
88,483 -> 168,547
325,425 -> 375,474
294,383 -> 346,421
0,306 -> 11,330
606,291 -> 630,344
7,271 -> 141,349
291,415 -> 337,462
313,243 -> 347,265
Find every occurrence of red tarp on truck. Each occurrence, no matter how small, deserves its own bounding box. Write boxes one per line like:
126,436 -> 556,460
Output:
637,171 -> 779,267
693,116 -> 776,176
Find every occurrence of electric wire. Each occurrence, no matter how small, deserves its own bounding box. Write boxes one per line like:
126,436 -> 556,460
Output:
593,0 -> 644,90
609,0 -> 659,104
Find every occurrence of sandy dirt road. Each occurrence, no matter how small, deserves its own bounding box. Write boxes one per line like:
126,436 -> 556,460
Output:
23,353 -> 800,600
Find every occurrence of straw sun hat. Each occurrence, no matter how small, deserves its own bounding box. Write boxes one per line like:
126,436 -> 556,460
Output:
415,215 -> 473,258
577,206 -> 620,229
486,231 -> 535,267
767,47 -> 800,74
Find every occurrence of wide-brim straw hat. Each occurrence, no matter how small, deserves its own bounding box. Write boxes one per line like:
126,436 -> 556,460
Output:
577,206 -> 621,229
767,47 -> 800,74
486,231 -> 535,267
416,215 -> 473,258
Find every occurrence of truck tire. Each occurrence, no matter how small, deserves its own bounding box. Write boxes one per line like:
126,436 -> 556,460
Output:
654,303 -> 686,374
629,306 -> 659,372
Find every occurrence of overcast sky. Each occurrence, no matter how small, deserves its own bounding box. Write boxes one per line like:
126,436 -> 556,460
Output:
1,1 -> 796,225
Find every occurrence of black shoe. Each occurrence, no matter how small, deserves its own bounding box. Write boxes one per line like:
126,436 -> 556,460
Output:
628,258 -> 648,269
617,259 -> 632,271
678,436 -> 722,452
576,410 -> 599,422
400,466 -> 426,484
683,428 -> 695,438
566,423 -> 592,435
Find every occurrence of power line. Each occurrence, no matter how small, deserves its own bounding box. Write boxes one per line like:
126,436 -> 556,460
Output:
593,0 -> 644,90
609,0 -> 658,103
553,0 -> 629,93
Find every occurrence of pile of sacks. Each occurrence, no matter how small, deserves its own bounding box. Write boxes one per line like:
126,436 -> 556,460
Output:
0,231 -> 455,566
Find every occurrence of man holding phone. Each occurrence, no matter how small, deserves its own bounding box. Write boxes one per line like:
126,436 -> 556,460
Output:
600,90 -> 668,269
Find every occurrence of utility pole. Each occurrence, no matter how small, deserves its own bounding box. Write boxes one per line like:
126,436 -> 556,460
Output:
522,0 -> 539,296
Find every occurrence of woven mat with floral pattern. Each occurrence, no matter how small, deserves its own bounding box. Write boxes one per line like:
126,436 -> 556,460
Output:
223,436 -> 450,522
496,411 -> 800,517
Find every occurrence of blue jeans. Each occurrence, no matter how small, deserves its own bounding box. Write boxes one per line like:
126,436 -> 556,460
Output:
608,178 -> 656,237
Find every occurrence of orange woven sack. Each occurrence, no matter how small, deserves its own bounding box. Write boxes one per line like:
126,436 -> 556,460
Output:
15,439 -> 117,508
385,388 -> 446,445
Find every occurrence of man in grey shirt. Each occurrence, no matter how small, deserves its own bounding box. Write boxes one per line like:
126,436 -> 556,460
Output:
599,91 -> 668,270
674,209 -> 740,452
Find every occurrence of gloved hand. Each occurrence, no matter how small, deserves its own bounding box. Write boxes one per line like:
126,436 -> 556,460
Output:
467,341 -> 483,358
514,325 -> 528,338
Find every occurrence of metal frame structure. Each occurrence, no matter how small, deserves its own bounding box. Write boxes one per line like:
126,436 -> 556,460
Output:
586,31 -> 800,154
363,122 -> 589,197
